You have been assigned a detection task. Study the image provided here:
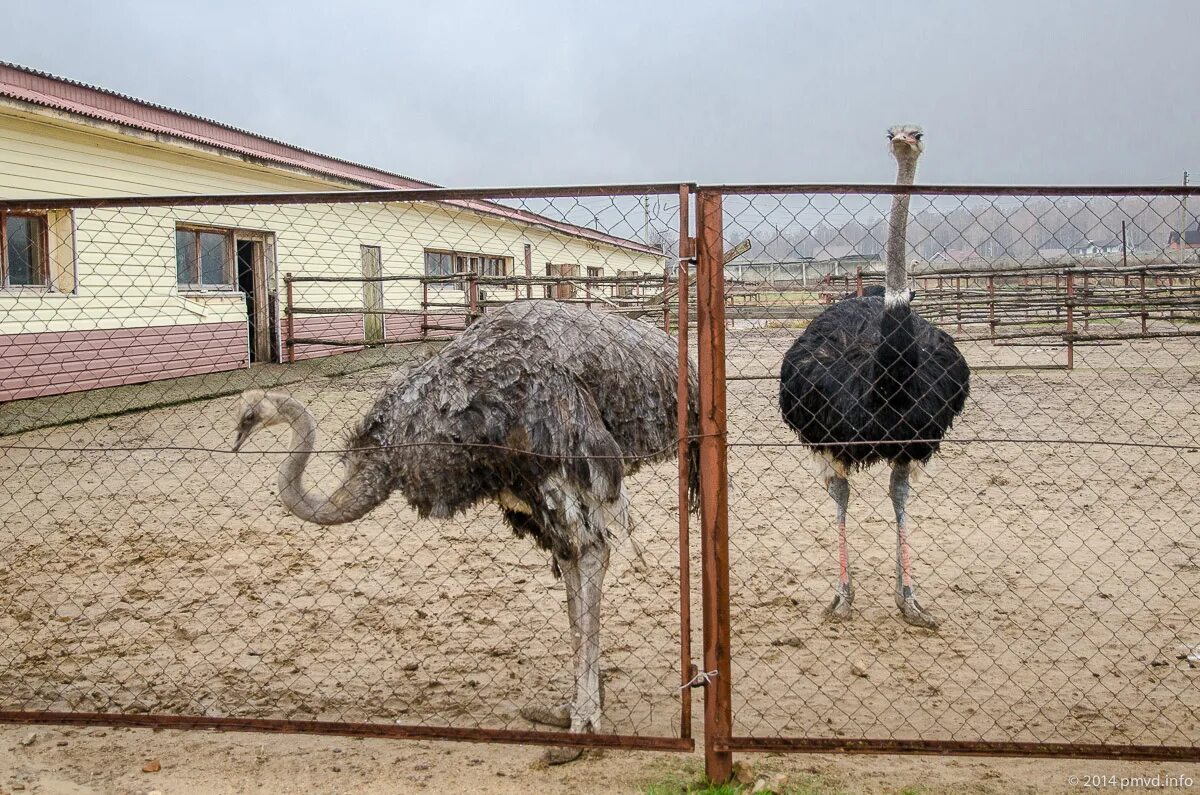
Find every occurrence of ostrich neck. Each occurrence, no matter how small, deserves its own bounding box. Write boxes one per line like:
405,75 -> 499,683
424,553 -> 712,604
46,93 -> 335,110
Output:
885,157 -> 918,301
276,399 -> 383,526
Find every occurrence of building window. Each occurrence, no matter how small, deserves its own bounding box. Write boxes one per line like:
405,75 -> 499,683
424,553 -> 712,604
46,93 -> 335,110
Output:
424,249 -> 510,283
480,256 -> 508,277
586,266 -> 603,278
424,251 -> 454,280
2,212 -> 48,288
176,227 -> 234,290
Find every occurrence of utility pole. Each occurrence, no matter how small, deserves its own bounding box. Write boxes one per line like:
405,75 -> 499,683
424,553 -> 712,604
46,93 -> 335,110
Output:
1179,171 -> 1190,266
642,195 -> 650,244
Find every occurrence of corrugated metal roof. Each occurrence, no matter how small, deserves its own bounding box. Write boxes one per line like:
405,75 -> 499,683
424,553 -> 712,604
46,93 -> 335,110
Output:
0,62 -> 662,257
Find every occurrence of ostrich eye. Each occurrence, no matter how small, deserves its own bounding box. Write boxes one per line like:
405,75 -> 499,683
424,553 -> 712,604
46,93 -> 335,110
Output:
887,132 -> 895,140
912,132 -> 923,140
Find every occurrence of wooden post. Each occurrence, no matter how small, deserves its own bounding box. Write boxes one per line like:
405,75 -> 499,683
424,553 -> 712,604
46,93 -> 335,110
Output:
1065,270 -> 1075,370
664,269 -> 672,333
695,189 -> 732,784
855,266 -> 863,297
988,274 -> 996,342
421,280 -> 429,340
466,272 -> 479,326
284,273 -> 295,364
1140,269 -> 1148,335
1082,270 -> 1090,331
523,243 -> 533,299
956,276 -> 963,332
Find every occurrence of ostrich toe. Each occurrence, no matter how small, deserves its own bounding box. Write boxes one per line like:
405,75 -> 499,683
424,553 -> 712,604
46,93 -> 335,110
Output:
541,745 -> 584,765
520,702 -> 571,729
520,677 -> 607,729
823,591 -> 854,622
897,596 -> 939,629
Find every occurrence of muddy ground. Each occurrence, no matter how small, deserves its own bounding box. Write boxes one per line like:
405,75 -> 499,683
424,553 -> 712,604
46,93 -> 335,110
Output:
0,315 -> 1197,790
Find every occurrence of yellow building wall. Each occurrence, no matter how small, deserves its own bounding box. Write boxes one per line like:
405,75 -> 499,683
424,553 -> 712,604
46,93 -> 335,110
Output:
0,107 -> 663,338
0,104 -> 343,198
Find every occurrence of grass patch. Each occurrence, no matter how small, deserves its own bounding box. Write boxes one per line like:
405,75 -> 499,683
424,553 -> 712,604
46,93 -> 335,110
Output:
639,761 -> 833,795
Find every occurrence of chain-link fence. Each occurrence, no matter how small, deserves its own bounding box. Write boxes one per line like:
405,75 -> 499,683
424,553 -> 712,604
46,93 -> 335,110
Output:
0,187 -> 695,754
1,183 -> 1198,770
706,186 -> 1200,763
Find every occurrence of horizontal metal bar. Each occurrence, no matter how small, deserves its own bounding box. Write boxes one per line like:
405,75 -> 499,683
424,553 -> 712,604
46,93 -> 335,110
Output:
0,183 -> 692,212
4,183 -> 1196,213
705,183 -> 1200,197
0,711 -> 693,752
717,736 -> 1200,762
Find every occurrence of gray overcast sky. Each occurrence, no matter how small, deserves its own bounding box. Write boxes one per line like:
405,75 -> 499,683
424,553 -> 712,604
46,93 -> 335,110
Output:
5,1 -> 1197,186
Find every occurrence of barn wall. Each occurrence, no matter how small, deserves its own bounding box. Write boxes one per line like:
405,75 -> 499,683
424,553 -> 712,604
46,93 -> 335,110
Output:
0,322 -> 247,401
0,105 -> 343,199
0,106 -> 665,398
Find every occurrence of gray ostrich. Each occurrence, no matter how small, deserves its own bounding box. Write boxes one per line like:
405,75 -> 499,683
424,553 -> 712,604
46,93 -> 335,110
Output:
232,300 -> 698,760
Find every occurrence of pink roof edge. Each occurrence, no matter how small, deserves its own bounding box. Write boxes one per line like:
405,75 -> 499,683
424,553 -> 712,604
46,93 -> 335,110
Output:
0,62 -> 663,258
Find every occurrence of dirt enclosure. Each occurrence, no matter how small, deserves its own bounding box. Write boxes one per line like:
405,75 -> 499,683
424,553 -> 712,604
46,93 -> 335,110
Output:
1,317 -> 1198,757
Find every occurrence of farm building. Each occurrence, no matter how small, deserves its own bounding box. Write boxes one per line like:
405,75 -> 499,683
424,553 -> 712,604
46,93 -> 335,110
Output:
0,62 -> 664,402
1070,239 -> 1122,256
1168,227 -> 1200,249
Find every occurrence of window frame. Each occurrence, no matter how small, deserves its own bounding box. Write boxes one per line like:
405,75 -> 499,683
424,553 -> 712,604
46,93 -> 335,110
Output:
176,224 -> 237,292
1,210 -> 50,290
423,248 -> 511,287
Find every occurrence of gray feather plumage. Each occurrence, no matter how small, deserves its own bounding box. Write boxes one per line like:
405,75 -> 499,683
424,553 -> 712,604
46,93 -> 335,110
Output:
340,300 -> 699,563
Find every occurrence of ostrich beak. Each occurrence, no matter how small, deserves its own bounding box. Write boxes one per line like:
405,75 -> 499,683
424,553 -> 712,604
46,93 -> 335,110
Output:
232,424 -> 252,452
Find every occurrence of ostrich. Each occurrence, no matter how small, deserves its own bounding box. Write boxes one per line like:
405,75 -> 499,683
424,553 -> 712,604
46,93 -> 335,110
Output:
232,299 -> 697,761
779,125 -> 970,629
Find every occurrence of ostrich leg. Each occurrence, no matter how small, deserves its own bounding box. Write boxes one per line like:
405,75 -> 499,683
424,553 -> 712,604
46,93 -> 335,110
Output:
535,542 -> 608,765
520,554 -> 579,732
890,463 -> 939,629
823,474 -> 853,620
572,542 -> 608,734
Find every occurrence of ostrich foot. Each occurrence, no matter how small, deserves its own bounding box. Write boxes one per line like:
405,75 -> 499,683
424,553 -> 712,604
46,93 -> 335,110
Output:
541,745 -> 585,765
897,593 -> 939,630
520,678 -> 606,729
823,586 -> 854,622
520,701 -> 571,729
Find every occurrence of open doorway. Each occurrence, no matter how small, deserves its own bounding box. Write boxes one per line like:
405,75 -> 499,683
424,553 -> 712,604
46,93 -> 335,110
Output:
236,237 -> 277,363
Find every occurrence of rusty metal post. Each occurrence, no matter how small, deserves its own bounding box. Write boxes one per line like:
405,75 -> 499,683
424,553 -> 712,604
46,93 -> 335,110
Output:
1121,221 -> 1128,273
676,184 -> 694,741
695,189 -> 732,784
988,274 -> 996,342
284,273 -> 295,364
1065,269 -> 1075,370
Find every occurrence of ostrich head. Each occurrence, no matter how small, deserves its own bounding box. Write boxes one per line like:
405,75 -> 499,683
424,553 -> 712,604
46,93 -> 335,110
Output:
231,389 -> 287,452
887,124 -> 924,164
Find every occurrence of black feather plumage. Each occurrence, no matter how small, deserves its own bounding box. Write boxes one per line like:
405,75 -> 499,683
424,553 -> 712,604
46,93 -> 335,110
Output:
779,296 -> 969,470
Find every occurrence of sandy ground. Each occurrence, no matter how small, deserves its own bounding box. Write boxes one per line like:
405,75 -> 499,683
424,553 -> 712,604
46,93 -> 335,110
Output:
1,724 -> 1198,794
0,315 -> 1198,790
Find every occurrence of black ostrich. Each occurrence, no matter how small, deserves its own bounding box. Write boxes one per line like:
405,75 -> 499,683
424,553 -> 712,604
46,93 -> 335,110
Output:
779,125 -> 970,629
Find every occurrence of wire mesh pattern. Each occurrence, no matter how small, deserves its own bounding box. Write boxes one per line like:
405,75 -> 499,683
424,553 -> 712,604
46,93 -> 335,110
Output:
717,188 -> 1200,751
0,189 -> 693,747
1,183 -> 1199,764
